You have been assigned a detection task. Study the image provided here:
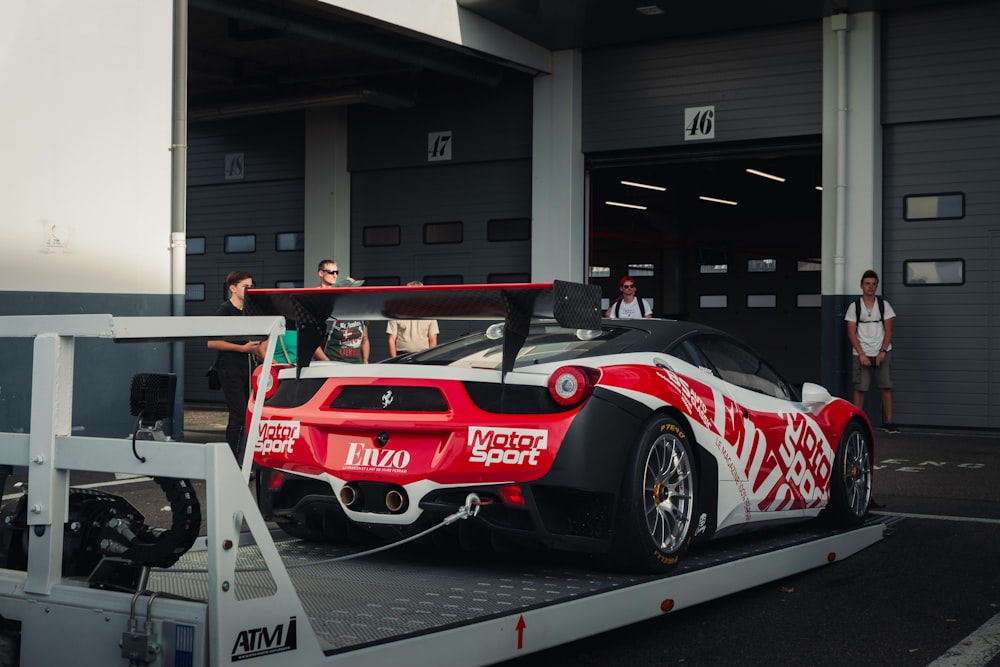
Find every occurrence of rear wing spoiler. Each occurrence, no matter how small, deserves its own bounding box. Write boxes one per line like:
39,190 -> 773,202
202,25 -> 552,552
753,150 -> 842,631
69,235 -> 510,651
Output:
244,280 -> 601,374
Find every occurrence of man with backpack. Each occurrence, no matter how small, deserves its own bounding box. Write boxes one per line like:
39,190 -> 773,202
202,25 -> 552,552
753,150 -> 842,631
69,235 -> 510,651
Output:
605,276 -> 653,319
845,269 -> 899,434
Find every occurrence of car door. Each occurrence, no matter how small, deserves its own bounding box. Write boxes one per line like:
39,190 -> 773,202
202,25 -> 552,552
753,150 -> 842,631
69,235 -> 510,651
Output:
688,334 -> 819,520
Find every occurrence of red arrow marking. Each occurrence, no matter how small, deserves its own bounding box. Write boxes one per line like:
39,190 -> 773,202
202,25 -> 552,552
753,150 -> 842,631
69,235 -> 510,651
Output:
515,615 -> 527,649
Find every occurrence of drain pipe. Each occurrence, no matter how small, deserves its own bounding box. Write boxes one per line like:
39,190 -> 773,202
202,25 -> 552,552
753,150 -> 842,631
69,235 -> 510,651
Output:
832,13 -> 849,296
170,0 -> 189,438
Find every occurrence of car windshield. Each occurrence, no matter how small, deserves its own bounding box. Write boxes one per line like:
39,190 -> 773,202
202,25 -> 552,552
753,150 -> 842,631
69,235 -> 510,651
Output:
398,323 -> 650,370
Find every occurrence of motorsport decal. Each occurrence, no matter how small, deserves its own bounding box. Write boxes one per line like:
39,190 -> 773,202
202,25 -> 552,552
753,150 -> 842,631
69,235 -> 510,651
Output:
775,411 -> 833,510
468,426 -> 548,466
344,441 -> 411,473
719,395 -> 834,513
662,369 -> 834,514
255,420 -> 300,455
231,616 -> 297,661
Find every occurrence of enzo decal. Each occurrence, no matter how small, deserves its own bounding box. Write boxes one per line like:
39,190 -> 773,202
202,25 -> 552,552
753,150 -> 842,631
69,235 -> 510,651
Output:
716,436 -> 752,521
468,426 -> 548,466
255,421 -> 300,455
344,441 -> 411,472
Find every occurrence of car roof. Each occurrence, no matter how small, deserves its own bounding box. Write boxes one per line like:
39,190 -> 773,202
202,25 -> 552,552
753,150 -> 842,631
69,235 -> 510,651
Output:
593,317 -> 729,351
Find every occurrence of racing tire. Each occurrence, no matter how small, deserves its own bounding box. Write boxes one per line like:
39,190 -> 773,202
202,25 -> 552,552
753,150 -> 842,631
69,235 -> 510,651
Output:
610,415 -> 698,573
823,421 -> 872,526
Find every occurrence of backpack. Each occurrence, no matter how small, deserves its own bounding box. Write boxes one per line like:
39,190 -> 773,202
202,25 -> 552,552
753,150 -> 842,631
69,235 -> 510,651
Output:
855,296 -> 884,325
614,297 -> 646,318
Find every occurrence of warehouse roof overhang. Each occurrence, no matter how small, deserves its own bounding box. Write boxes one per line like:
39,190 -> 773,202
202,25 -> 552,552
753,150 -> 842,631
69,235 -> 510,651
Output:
187,0 -> 951,120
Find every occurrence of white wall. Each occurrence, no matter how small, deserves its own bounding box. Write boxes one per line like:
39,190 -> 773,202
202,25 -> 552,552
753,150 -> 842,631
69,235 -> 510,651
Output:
532,50 -> 586,283
0,0 -> 174,295
321,0 -> 551,73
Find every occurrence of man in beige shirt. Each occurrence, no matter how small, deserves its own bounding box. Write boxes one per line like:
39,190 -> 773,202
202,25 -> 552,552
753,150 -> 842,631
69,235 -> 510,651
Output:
387,281 -> 439,356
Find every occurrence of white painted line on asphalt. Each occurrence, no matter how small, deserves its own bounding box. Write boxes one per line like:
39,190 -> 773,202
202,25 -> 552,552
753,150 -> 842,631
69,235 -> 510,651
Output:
926,611 -> 1000,667
2,475 -> 155,501
872,511 -> 1000,525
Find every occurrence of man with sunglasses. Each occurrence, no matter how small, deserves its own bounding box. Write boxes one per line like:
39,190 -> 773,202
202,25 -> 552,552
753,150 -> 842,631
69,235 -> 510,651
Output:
314,259 -> 369,363
605,276 -> 653,319
316,259 -> 354,287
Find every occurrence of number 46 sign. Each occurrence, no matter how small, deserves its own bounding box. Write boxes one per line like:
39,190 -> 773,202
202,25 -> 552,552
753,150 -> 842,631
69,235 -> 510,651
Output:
684,106 -> 715,141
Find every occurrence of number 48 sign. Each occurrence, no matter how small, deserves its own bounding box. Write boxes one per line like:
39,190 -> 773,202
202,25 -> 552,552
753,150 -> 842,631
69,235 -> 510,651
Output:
684,106 -> 715,141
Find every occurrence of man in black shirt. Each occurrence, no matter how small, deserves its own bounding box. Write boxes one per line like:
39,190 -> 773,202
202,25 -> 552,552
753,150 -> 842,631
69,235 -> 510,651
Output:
207,270 -> 260,461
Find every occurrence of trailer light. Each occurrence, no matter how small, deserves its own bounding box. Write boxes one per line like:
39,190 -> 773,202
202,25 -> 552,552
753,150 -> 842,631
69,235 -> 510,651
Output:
548,366 -> 599,407
129,373 -> 176,428
498,485 -> 525,507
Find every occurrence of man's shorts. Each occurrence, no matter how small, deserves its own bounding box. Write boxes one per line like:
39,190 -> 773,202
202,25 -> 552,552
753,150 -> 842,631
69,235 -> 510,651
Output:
852,351 -> 893,391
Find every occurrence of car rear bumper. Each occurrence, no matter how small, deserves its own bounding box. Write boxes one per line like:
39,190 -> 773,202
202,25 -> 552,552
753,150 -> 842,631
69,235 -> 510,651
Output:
258,388 -> 657,552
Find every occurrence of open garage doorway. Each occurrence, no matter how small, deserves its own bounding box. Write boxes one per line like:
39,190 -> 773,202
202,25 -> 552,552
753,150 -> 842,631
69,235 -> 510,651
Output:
587,141 -> 822,387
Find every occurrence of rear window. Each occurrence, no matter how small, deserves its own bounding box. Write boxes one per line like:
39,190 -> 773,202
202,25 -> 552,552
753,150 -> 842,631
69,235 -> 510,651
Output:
401,323 -> 649,370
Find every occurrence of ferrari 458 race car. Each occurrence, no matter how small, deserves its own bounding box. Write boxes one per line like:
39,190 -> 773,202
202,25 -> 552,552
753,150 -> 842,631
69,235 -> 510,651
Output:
243,281 -> 874,573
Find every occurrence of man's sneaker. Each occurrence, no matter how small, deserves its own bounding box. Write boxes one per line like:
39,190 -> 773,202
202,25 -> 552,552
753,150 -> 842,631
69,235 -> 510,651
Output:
881,422 -> 901,434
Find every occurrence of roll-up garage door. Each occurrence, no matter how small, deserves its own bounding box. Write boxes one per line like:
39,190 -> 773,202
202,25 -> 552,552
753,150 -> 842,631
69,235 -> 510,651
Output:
350,159 -> 531,360
882,0 -> 1000,428
185,113 -> 305,404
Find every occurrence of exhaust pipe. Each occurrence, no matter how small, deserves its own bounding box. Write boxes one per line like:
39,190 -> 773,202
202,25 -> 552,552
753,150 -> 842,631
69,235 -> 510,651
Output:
340,484 -> 359,508
385,489 -> 406,513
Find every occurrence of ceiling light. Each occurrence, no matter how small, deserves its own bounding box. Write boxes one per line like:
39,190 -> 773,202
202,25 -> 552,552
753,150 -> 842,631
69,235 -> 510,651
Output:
746,168 -> 786,182
815,185 -> 824,191
636,5 -> 665,16
605,201 -> 648,210
621,180 -> 666,191
699,196 -> 738,206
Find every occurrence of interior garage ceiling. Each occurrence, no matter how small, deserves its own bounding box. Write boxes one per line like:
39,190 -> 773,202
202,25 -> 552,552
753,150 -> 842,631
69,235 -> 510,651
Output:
187,0 -> 949,119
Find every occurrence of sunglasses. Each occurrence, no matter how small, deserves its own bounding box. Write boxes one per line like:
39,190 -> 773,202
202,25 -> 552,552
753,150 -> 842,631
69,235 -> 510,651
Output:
622,283 -> 635,288
321,269 -> 339,275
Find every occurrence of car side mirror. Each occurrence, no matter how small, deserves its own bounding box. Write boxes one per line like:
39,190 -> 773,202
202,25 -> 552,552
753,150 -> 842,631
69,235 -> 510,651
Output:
800,382 -> 832,407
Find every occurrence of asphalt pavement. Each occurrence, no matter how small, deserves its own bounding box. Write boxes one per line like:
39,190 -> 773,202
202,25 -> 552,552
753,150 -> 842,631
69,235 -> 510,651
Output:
498,425 -> 1000,667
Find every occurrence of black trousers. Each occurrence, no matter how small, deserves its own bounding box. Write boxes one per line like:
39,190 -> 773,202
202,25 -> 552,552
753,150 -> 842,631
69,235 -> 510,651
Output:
217,364 -> 250,462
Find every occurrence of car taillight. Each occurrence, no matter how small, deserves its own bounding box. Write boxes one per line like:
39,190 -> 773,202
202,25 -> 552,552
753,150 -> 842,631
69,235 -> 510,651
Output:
547,365 -> 598,407
251,364 -> 283,400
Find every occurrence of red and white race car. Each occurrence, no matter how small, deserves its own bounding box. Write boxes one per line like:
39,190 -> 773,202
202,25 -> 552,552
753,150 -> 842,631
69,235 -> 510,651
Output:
243,281 -> 874,573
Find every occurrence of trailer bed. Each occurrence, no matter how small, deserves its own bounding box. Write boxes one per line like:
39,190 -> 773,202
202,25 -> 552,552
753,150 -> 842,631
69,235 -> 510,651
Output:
147,517 -> 893,660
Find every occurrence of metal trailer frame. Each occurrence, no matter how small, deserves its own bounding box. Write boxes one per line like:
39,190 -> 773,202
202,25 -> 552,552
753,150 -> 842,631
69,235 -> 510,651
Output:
0,314 -> 888,666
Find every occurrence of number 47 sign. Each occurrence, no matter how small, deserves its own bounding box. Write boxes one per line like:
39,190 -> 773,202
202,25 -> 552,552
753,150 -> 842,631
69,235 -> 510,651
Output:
684,106 -> 715,141
427,130 -> 453,161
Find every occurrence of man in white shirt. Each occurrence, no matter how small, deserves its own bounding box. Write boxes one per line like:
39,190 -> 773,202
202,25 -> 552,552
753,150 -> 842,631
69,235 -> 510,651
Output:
845,269 -> 898,434
605,277 -> 653,319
